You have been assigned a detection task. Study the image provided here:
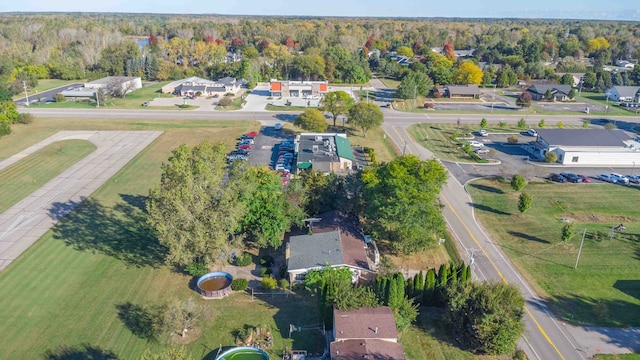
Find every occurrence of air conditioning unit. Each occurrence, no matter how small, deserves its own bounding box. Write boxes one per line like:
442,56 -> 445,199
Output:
315,135 -> 323,141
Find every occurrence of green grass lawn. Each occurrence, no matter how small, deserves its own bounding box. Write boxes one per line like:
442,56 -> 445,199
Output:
577,92 -> 637,117
215,97 -> 245,110
467,178 -> 640,327
265,104 -> 313,111
0,140 -> 96,213
593,354 -> 640,360
378,76 -> 401,89
407,123 -> 489,163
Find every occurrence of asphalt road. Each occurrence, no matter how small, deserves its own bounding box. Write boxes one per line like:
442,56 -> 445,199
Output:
18,101 -> 640,359
14,83 -> 83,105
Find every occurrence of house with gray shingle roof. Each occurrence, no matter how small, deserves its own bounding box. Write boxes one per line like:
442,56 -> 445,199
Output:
286,211 -> 377,284
526,84 -> 573,101
606,86 -> 640,102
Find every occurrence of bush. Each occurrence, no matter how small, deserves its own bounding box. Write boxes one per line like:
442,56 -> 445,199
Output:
561,223 -> 575,242
231,278 -> 249,291
582,120 -> 590,128
218,96 -> 233,107
0,121 -> 11,137
278,264 -> 288,279
423,102 -> 434,109
498,121 -> 507,129
16,113 -> 34,124
260,266 -> 272,277
518,192 -> 532,214
510,174 -> 526,191
513,349 -> 529,360
184,261 -> 208,277
517,118 -> 527,129
545,152 -> 558,163
260,255 -> 274,267
234,252 -> 253,267
557,121 -> 564,129
604,122 -> 617,130
279,279 -> 290,289
53,93 -> 66,103
480,118 -> 487,128
261,277 -> 277,289
538,119 -> 545,128
507,136 -> 518,144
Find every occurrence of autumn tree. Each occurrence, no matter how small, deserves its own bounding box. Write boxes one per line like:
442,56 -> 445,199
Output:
320,90 -> 354,127
295,109 -> 328,132
454,61 -> 483,85
347,102 -> 384,137
443,43 -> 457,61
516,92 -> 532,108
396,46 -> 414,58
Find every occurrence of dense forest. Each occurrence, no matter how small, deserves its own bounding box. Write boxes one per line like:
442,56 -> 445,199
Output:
1,13 -> 639,98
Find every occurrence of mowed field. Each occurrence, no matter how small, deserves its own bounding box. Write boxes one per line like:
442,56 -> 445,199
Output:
467,178 -> 640,327
0,140 -> 96,213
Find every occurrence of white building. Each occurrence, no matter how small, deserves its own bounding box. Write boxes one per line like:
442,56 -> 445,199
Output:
533,129 -> 640,166
160,76 -> 240,96
606,86 -> 640,102
84,76 -> 142,96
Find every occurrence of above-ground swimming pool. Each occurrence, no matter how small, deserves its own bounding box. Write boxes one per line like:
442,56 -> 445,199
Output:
196,272 -> 233,298
216,346 -> 270,360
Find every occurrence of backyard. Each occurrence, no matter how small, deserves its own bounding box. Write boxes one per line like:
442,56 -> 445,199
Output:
467,178 -> 640,327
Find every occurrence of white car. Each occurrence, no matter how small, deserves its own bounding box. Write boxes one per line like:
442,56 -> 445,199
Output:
466,141 -> 485,148
610,173 -> 629,184
478,129 -> 488,137
527,129 -> 538,137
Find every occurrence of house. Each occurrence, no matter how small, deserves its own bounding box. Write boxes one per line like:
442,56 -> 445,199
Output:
84,76 -> 142,96
606,86 -> 640,102
615,60 -> 636,69
526,84 -> 572,101
554,73 -> 585,87
286,211 -> 378,284
160,76 -> 240,96
431,48 -> 475,58
331,307 -> 406,360
532,129 -> 640,165
295,133 -> 355,173
270,79 -> 328,98
445,84 -> 480,99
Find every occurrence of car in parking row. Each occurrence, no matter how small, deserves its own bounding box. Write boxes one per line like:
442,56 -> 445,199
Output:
599,173 -> 630,184
549,173 -> 566,183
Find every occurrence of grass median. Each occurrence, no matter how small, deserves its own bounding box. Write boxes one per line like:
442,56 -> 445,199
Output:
0,140 -> 96,213
467,178 -> 640,327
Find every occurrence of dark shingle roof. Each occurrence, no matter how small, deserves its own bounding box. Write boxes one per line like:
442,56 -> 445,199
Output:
608,86 -> 640,98
288,230 -> 344,271
528,84 -> 572,95
330,339 -> 406,360
537,129 -> 631,147
446,84 -> 480,95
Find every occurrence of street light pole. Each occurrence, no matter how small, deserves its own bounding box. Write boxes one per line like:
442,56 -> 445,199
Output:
22,81 -> 30,106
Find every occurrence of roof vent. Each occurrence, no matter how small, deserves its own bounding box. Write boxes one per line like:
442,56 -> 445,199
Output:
315,135 -> 323,141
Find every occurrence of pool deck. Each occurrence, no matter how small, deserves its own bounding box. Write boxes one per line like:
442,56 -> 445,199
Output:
0,130 -> 162,271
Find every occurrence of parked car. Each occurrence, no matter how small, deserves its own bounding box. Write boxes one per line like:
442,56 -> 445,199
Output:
274,123 -> 282,130
560,173 -> 581,183
475,148 -> 490,155
478,129 -> 488,137
626,175 -> 640,184
549,173 -> 566,183
577,174 -> 591,183
238,139 -> 254,145
245,131 -> 258,137
526,129 -> 538,137
238,144 -> 252,150
610,173 -> 629,184
141,102 -> 149,106
231,149 -> 250,156
598,173 -> 613,183
227,154 -> 247,161
466,140 -> 485,148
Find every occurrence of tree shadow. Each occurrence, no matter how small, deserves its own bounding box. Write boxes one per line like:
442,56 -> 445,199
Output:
42,344 -> 118,360
115,302 -> 159,341
613,280 -> 640,302
412,307 -> 474,352
50,197 -> 166,268
468,183 -> 504,194
507,231 -> 550,244
468,202 -> 510,216
273,114 -> 298,122
529,294 -> 640,329
119,194 -> 148,212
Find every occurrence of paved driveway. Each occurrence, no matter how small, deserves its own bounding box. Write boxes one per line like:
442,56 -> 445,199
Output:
15,83 -> 83,106
242,86 -> 270,112
0,130 -> 162,271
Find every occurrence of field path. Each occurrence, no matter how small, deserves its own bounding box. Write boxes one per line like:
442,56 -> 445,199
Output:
0,130 -> 162,271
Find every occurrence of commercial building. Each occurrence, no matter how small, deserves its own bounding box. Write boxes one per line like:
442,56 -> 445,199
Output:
295,133 -> 355,174
532,129 -> 640,165
269,79 -> 328,98
84,76 -> 142,96
526,84 -> 572,101
160,76 -> 240,96
445,84 -> 481,99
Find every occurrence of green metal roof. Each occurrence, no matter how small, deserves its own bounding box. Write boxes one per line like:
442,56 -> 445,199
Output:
297,162 -> 312,169
334,136 -> 355,161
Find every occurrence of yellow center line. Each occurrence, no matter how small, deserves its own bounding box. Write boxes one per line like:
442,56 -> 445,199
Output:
442,195 -> 566,360
392,127 -> 413,154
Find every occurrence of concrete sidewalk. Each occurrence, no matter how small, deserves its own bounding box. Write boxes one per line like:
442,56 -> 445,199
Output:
0,130 -> 162,271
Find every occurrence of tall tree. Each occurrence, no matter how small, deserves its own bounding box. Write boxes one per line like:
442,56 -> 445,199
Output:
397,70 -> 434,99
294,109 -> 328,132
361,156 -> 447,254
320,90 -> 354,127
454,61 -> 483,85
147,141 -> 249,266
347,102 -> 384,137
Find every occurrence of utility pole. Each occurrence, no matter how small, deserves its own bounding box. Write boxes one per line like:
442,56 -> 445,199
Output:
574,228 -> 587,269
413,85 -> 417,111
402,141 -> 407,155
22,81 -> 30,106
491,84 -> 496,112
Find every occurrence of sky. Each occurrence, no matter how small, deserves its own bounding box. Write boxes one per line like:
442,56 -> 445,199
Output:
1,0 -> 639,21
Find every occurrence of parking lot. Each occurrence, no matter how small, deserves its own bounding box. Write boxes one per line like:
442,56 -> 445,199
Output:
445,131 -> 640,185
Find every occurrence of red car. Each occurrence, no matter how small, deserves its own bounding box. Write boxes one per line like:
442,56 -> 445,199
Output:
245,131 -> 258,137
578,174 -> 591,183
238,144 -> 252,150
281,177 -> 289,185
